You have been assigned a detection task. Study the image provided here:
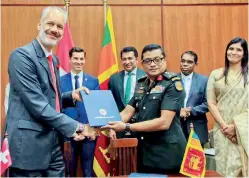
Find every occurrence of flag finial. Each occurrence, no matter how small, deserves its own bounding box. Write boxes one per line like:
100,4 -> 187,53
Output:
4,131 -> 8,138
190,122 -> 194,130
64,0 -> 70,11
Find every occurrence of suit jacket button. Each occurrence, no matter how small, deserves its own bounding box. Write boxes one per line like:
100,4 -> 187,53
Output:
143,106 -> 146,110
141,136 -> 144,140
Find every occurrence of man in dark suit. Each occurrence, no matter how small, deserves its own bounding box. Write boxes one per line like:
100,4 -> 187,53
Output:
60,47 -> 100,177
178,50 -> 209,146
5,7 -> 94,177
108,46 -> 145,138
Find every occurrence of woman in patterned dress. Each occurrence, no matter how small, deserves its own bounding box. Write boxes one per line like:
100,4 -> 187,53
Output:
207,37 -> 248,177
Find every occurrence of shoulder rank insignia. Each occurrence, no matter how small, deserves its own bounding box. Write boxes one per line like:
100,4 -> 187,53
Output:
171,77 -> 180,81
137,75 -> 147,82
163,71 -> 177,80
175,81 -> 183,91
136,85 -> 144,94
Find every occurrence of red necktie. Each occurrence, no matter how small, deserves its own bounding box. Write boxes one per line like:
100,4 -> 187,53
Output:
47,55 -> 60,112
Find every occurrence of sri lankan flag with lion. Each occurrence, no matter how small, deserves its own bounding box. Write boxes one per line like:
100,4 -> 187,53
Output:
180,125 -> 206,177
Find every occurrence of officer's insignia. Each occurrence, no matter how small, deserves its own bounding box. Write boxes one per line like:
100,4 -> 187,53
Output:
175,81 -> 183,91
156,75 -> 163,81
137,89 -> 144,94
150,85 -> 164,93
136,86 -> 144,94
136,102 -> 139,108
138,75 -> 147,82
172,77 -> 180,81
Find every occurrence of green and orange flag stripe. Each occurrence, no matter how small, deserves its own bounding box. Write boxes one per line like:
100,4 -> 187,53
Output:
93,6 -> 118,177
98,6 -> 118,90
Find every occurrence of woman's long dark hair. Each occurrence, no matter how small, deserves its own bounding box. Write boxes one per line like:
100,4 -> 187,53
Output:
224,37 -> 248,87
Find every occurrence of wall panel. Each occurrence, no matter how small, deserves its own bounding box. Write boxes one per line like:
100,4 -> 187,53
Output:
163,4 -> 247,129
163,0 -> 248,4
112,6 -> 162,65
163,5 -> 248,75
68,6 -> 104,76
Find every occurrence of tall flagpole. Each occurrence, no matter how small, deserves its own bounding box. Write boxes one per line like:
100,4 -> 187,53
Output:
64,0 -> 70,23
103,0 -> 107,24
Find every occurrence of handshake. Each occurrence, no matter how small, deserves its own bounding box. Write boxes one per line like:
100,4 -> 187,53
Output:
71,87 -> 99,141
72,124 -> 100,141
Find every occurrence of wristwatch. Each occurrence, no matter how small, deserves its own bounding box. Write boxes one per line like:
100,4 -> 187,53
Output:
76,124 -> 85,133
125,123 -> 131,132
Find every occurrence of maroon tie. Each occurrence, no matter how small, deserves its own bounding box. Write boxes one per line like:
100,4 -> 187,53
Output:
47,55 -> 60,112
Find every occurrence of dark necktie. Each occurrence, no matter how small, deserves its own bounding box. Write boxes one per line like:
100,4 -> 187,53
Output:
74,75 -> 80,89
74,75 -> 81,121
47,55 -> 60,112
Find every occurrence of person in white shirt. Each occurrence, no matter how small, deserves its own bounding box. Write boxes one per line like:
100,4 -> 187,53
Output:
108,46 -> 145,138
5,7 -> 93,177
60,47 -> 100,177
178,50 -> 209,146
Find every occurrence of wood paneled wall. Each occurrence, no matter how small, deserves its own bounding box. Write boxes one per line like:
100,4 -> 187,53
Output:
1,0 -> 248,131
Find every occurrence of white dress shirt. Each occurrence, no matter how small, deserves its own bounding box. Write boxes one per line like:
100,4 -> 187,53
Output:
37,38 -> 52,58
181,72 -> 193,107
71,71 -> 83,90
124,68 -> 137,100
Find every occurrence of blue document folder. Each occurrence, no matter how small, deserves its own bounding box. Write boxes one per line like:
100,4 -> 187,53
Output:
80,90 -> 122,127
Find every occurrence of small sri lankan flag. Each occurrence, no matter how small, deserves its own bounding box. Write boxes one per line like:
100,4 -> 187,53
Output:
180,128 -> 206,177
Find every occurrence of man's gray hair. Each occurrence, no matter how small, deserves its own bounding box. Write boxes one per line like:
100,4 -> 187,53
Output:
40,6 -> 68,23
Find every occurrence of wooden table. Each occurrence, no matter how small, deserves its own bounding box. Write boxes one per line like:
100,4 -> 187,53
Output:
167,170 -> 222,177
117,170 -> 222,177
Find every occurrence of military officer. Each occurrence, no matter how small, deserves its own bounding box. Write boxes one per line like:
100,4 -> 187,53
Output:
102,44 -> 187,174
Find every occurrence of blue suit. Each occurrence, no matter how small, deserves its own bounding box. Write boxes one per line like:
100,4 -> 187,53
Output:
60,72 -> 100,177
6,39 -> 79,177
178,73 -> 209,145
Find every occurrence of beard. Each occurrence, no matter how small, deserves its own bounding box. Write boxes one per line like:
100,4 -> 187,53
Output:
39,28 -> 61,47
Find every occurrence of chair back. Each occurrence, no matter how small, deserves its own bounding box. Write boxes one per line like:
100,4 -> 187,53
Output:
110,138 -> 138,175
63,141 -> 74,177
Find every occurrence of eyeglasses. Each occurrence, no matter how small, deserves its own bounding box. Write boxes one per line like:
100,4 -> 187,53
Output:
142,57 -> 164,65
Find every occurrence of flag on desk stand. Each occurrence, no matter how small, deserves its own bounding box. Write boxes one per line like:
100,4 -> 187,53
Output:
180,123 -> 206,177
1,133 -> 12,176
93,6 -> 118,177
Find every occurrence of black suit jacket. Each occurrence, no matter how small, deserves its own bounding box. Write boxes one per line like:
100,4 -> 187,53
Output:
108,68 -> 145,112
178,72 -> 209,144
108,68 -> 145,138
